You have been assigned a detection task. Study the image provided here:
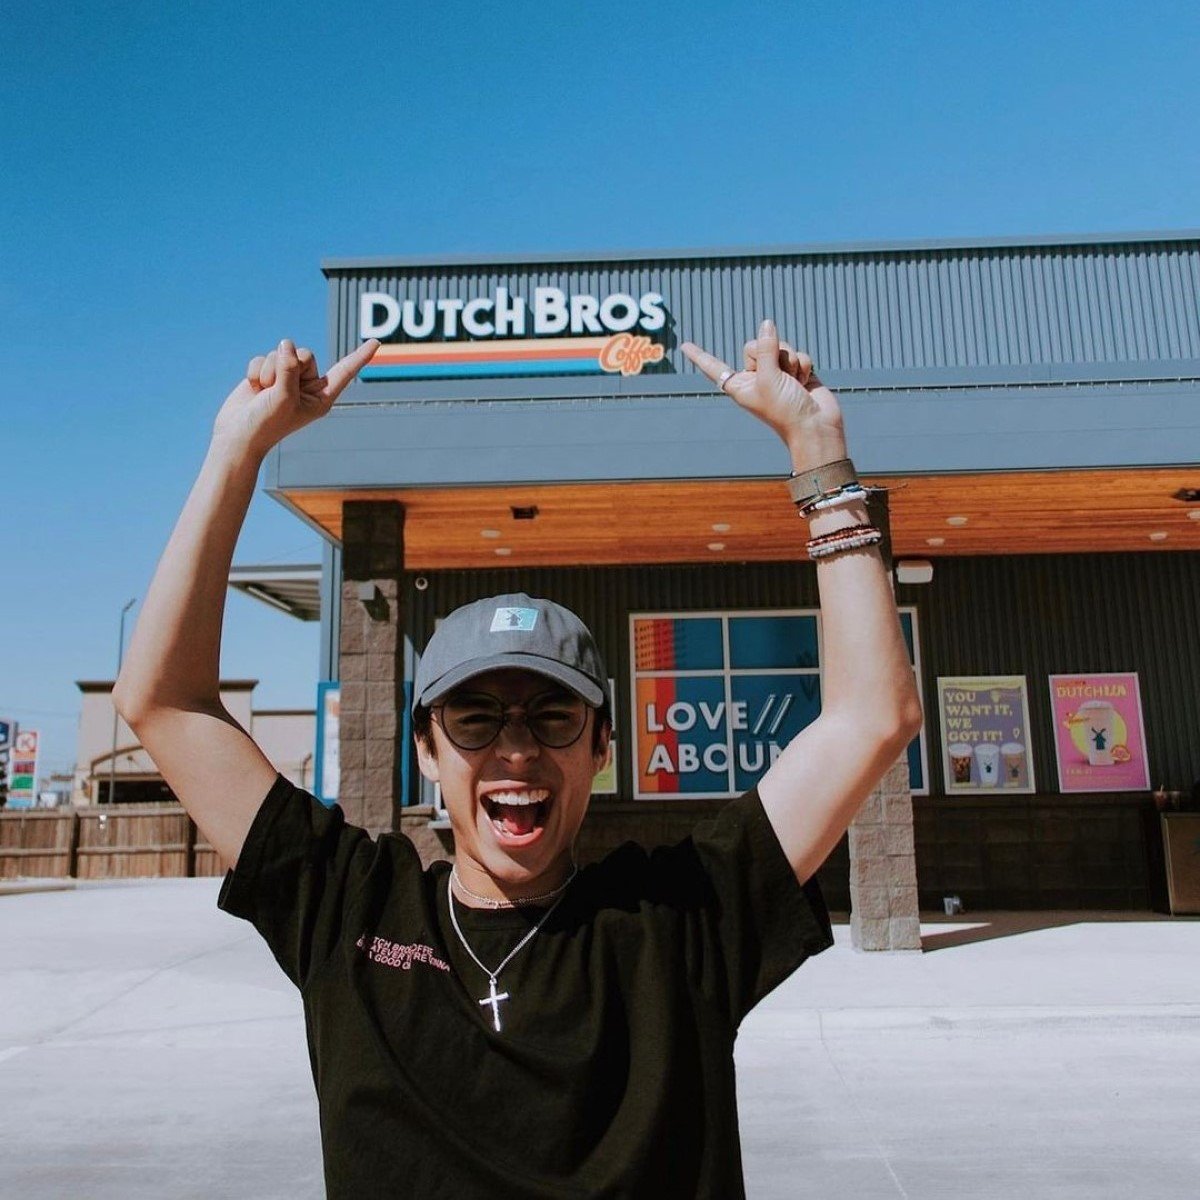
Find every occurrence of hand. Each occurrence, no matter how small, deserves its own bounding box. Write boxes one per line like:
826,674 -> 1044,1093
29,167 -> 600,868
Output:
681,319 -> 847,471
212,338 -> 380,460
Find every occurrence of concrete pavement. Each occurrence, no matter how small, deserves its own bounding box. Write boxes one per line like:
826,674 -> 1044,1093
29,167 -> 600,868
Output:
738,912 -> 1200,1200
1,879 -> 1197,1199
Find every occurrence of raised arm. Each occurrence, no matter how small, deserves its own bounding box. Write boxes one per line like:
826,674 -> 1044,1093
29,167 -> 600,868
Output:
112,337 -> 379,867
682,321 -> 923,885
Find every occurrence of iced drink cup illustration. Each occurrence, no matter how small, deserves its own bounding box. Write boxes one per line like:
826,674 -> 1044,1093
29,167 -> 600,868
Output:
1078,699 -> 1116,766
974,743 -> 1001,786
948,743 -> 974,785
1001,742 -> 1027,787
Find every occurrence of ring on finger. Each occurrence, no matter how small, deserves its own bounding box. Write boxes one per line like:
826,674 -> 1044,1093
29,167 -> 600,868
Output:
717,369 -> 736,392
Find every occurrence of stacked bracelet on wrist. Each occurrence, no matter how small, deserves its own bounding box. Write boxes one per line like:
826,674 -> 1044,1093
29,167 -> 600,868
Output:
807,524 -> 883,559
786,457 -> 882,560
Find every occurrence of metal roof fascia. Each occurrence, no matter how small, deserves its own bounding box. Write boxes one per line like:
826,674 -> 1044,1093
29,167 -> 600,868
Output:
320,229 -> 1200,274
268,379 -> 1200,489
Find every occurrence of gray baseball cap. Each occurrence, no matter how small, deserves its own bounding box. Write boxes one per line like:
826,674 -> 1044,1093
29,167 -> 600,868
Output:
413,592 -> 607,711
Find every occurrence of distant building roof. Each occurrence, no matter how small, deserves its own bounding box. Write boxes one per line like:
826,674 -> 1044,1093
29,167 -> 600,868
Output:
77,679 -> 259,692
227,563 -> 321,622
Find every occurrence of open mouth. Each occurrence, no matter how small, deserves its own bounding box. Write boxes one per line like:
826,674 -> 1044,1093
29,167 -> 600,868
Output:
481,788 -> 551,841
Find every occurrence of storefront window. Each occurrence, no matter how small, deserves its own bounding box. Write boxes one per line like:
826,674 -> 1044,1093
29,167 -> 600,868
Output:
631,608 -> 927,800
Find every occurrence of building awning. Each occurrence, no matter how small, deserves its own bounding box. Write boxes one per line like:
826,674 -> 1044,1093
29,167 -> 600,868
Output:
269,469 -> 1200,566
227,564 -> 321,621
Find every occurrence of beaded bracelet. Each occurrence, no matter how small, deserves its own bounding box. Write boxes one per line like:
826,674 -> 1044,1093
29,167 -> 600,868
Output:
809,529 -> 882,559
806,521 -> 875,548
806,525 -> 883,559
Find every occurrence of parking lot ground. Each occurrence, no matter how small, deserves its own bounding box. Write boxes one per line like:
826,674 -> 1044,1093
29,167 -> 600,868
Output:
1,879 -> 1197,1199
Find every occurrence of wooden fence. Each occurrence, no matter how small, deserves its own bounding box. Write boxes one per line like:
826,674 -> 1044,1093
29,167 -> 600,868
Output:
0,804 -> 223,880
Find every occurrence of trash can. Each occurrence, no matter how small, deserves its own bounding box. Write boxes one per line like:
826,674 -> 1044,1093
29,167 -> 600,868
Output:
1160,813 -> 1200,915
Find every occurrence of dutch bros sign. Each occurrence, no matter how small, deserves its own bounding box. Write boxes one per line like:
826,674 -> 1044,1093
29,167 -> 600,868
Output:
359,286 -> 667,380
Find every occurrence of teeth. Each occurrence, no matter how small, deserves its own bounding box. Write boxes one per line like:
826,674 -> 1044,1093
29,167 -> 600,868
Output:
486,789 -> 549,807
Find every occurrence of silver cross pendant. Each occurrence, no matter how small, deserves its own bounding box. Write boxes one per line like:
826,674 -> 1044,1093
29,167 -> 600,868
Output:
479,976 -> 511,1032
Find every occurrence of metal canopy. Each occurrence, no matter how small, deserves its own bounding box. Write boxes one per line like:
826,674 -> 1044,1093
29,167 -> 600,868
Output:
227,564 -> 322,621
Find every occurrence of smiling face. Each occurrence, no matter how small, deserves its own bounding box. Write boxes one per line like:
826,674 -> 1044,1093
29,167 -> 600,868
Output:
415,668 -> 611,903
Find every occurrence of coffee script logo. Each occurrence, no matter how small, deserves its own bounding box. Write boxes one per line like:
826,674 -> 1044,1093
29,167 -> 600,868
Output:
359,286 -> 670,381
598,333 -> 665,376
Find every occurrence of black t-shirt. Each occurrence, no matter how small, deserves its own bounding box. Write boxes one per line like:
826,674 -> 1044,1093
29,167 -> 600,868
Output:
219,775 -> 833,1199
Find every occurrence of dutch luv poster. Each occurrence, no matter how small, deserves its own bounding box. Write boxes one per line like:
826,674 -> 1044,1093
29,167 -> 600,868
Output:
936,676 -> 1035,794
1048,673 -> 1150,793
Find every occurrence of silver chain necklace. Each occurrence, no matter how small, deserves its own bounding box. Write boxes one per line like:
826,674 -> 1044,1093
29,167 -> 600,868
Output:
446,869 -> 576,1033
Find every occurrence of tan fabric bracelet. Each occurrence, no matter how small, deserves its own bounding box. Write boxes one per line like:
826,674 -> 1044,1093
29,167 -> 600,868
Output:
786,457 -> 858,508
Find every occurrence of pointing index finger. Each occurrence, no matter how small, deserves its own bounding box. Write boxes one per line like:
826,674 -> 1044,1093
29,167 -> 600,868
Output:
324,339 -> 380,401
681,340 -> 734,386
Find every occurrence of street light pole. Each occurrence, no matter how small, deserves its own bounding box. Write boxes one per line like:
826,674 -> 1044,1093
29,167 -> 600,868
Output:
106,598 -> 137,809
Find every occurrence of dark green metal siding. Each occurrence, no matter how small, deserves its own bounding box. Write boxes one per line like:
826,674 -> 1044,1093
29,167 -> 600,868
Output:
905,551 -> 1200,795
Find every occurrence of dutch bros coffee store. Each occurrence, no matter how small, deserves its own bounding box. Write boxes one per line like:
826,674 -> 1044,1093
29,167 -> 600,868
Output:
262,233 -> 1200,916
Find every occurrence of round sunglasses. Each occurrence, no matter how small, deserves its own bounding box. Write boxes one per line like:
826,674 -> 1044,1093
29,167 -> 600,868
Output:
432,690 -> 589,750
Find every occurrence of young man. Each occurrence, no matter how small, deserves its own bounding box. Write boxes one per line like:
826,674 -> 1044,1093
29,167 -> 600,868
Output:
114,323 -> 921,1198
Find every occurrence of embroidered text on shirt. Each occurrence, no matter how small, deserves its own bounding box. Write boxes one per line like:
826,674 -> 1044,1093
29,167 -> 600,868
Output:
356,935 -> 451,973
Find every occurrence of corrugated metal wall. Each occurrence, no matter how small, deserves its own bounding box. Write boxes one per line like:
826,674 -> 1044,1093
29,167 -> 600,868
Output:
328,239 -> 1200,381
400,550 -> 1200,804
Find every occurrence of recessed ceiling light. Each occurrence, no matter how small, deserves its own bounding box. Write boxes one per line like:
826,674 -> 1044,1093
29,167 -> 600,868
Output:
1188,510 -> 1200,522
925,536 -> 946,547
494,547 -> 512,556
707,542 -> 725,551
945,515 -> 969,527
711,523 -> 731,533
481,529 -> 500,538
1148,531 -> 1168,542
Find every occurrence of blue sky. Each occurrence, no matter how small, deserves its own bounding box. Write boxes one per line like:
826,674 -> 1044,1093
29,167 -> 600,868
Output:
2,0 -> 1198,781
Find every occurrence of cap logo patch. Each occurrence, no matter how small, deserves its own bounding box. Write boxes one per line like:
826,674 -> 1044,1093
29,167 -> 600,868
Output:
490,606 -> 539,633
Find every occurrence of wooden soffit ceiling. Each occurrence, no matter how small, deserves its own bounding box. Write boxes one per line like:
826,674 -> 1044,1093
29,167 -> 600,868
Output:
280,468 -> 1200,570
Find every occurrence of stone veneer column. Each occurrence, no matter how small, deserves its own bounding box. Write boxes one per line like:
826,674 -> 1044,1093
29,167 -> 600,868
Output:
848,760 -> 921,950
848,489 -> 922,952
338,500 -> 405,836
